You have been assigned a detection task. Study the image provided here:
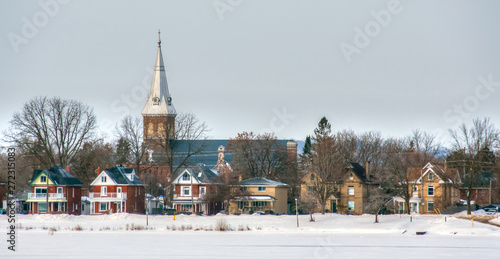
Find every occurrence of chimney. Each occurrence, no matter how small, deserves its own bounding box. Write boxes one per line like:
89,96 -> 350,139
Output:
97,167 -> 101,176
365,161 -> 370,181
66,166 -> 70,172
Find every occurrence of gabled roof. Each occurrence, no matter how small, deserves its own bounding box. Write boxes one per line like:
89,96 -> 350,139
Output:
173,164 -> 222,184
238,177 -> 288,187
95,165 -> 144,186
298,162 -> 372,183
408,162 -> 458,184
30,165 -> 83,186
345,162 -> 370,183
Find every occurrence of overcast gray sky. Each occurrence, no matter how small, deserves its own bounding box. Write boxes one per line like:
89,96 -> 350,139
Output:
1,0 -> 500,146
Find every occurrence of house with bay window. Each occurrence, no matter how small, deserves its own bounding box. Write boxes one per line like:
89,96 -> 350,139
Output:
89,165 -> 145,214
229,177 -> 289,215
171,165 -> 223,215
26,165 -> 83,215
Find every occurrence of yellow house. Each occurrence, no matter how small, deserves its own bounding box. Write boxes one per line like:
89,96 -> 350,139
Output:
299,162 -> 375,215
229,177 -> 289,215
404,163 -> 460,214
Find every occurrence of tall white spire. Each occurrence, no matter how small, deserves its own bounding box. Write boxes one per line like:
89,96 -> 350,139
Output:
142,30 -> 176,117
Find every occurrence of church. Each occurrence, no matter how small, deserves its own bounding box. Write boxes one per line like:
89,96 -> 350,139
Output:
137,32 -> 298,210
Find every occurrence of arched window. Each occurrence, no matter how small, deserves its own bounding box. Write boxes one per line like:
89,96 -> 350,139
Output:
310,173 -> 315,181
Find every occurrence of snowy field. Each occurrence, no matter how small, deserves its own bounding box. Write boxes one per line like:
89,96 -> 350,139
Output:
2,213 -> 500,258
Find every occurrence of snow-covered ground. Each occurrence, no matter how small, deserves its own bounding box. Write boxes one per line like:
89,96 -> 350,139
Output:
2,213 -> 500,258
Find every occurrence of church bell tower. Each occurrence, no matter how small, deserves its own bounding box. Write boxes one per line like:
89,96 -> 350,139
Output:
142,30 -> 176,147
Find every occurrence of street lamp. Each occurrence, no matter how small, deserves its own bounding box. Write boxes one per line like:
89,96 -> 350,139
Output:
295,198 -> 299,228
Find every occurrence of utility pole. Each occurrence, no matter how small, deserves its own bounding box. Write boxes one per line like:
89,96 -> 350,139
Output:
295,198 -> 299,227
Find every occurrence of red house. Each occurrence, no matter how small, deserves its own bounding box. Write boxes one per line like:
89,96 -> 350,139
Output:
89,165 -> 145,214
172,165 -> 223,215
26,165 -> 83,215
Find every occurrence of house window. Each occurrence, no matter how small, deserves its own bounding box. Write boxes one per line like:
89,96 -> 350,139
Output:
82,204 -> 85,212
252,201 -> 268,207
240,186 -> 247,191
349,173 -> 353,180
428,173 -> 433,181
199,187 -> 206,196
427,185 -> 434,196
238,201 -> 247,210
310,174 -> 315,181
258,186 -> 266,192
333,186 -> 338,192
307,186 -> 316,193
102,176 -> 107,183
481,189 -> 486,196
135,187 -> 137,197
101,186 -> 107,196
180,204 -> 193,212
348,201 -> 354,211
182,173 -> 190,181
99,202 -> 108,211
182,186 -> 191,196
117,187 -> 122,194
40,175 -> 47,183
139,188 -> 141,195
413,186 -> 418,192
76,204 -> 78,210
57,187 -> 63,193
72,187 -> 74,198
427,200 -> 434,212
348,187 -> 354,196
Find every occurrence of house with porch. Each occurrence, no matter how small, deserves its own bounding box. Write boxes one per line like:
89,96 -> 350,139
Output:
26,165 -> 83,215
171,164 -> 223,215
229,177 -> 289,215
89,165 -> 145,214
395,162 -> 460,214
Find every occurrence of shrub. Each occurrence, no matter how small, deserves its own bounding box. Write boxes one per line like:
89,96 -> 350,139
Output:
73,225 -> 83,231
215,218 -> 230,231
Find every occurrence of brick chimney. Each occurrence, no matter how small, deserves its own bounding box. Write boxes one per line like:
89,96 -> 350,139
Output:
97,167 -> 101,176
365,161 -> 371,181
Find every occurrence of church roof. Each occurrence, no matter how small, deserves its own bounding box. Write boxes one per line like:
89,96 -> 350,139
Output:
169,139 -> 293,168
142,30 -> 176,117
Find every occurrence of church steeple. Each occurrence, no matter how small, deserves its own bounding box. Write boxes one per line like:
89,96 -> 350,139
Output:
142,30 -> 176,117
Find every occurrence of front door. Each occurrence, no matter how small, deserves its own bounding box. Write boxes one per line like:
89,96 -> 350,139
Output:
117,202 -> 122,213
330,200 -> 337,213
411,203 -> 418,213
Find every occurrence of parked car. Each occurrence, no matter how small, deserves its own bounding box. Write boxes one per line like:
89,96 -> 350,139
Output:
485,208 -> 497,215
482,205 -> 500,212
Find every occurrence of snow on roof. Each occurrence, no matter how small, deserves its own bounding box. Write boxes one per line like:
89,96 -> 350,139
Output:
232,195 -> 277,201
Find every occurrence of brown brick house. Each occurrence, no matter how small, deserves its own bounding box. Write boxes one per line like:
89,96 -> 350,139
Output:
403,163 -> 460,214
299,162 -> 376,215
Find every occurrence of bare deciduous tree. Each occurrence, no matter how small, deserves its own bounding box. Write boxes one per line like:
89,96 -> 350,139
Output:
448,117 -> 499,214
227,132 -> 289,180
4,96 -> 97,168
115,115 -> 149,175
299,194 -> 319,222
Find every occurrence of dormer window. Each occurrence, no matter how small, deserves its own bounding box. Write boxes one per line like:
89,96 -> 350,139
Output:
428,173 -> 434,181
182,173 -> 190,181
